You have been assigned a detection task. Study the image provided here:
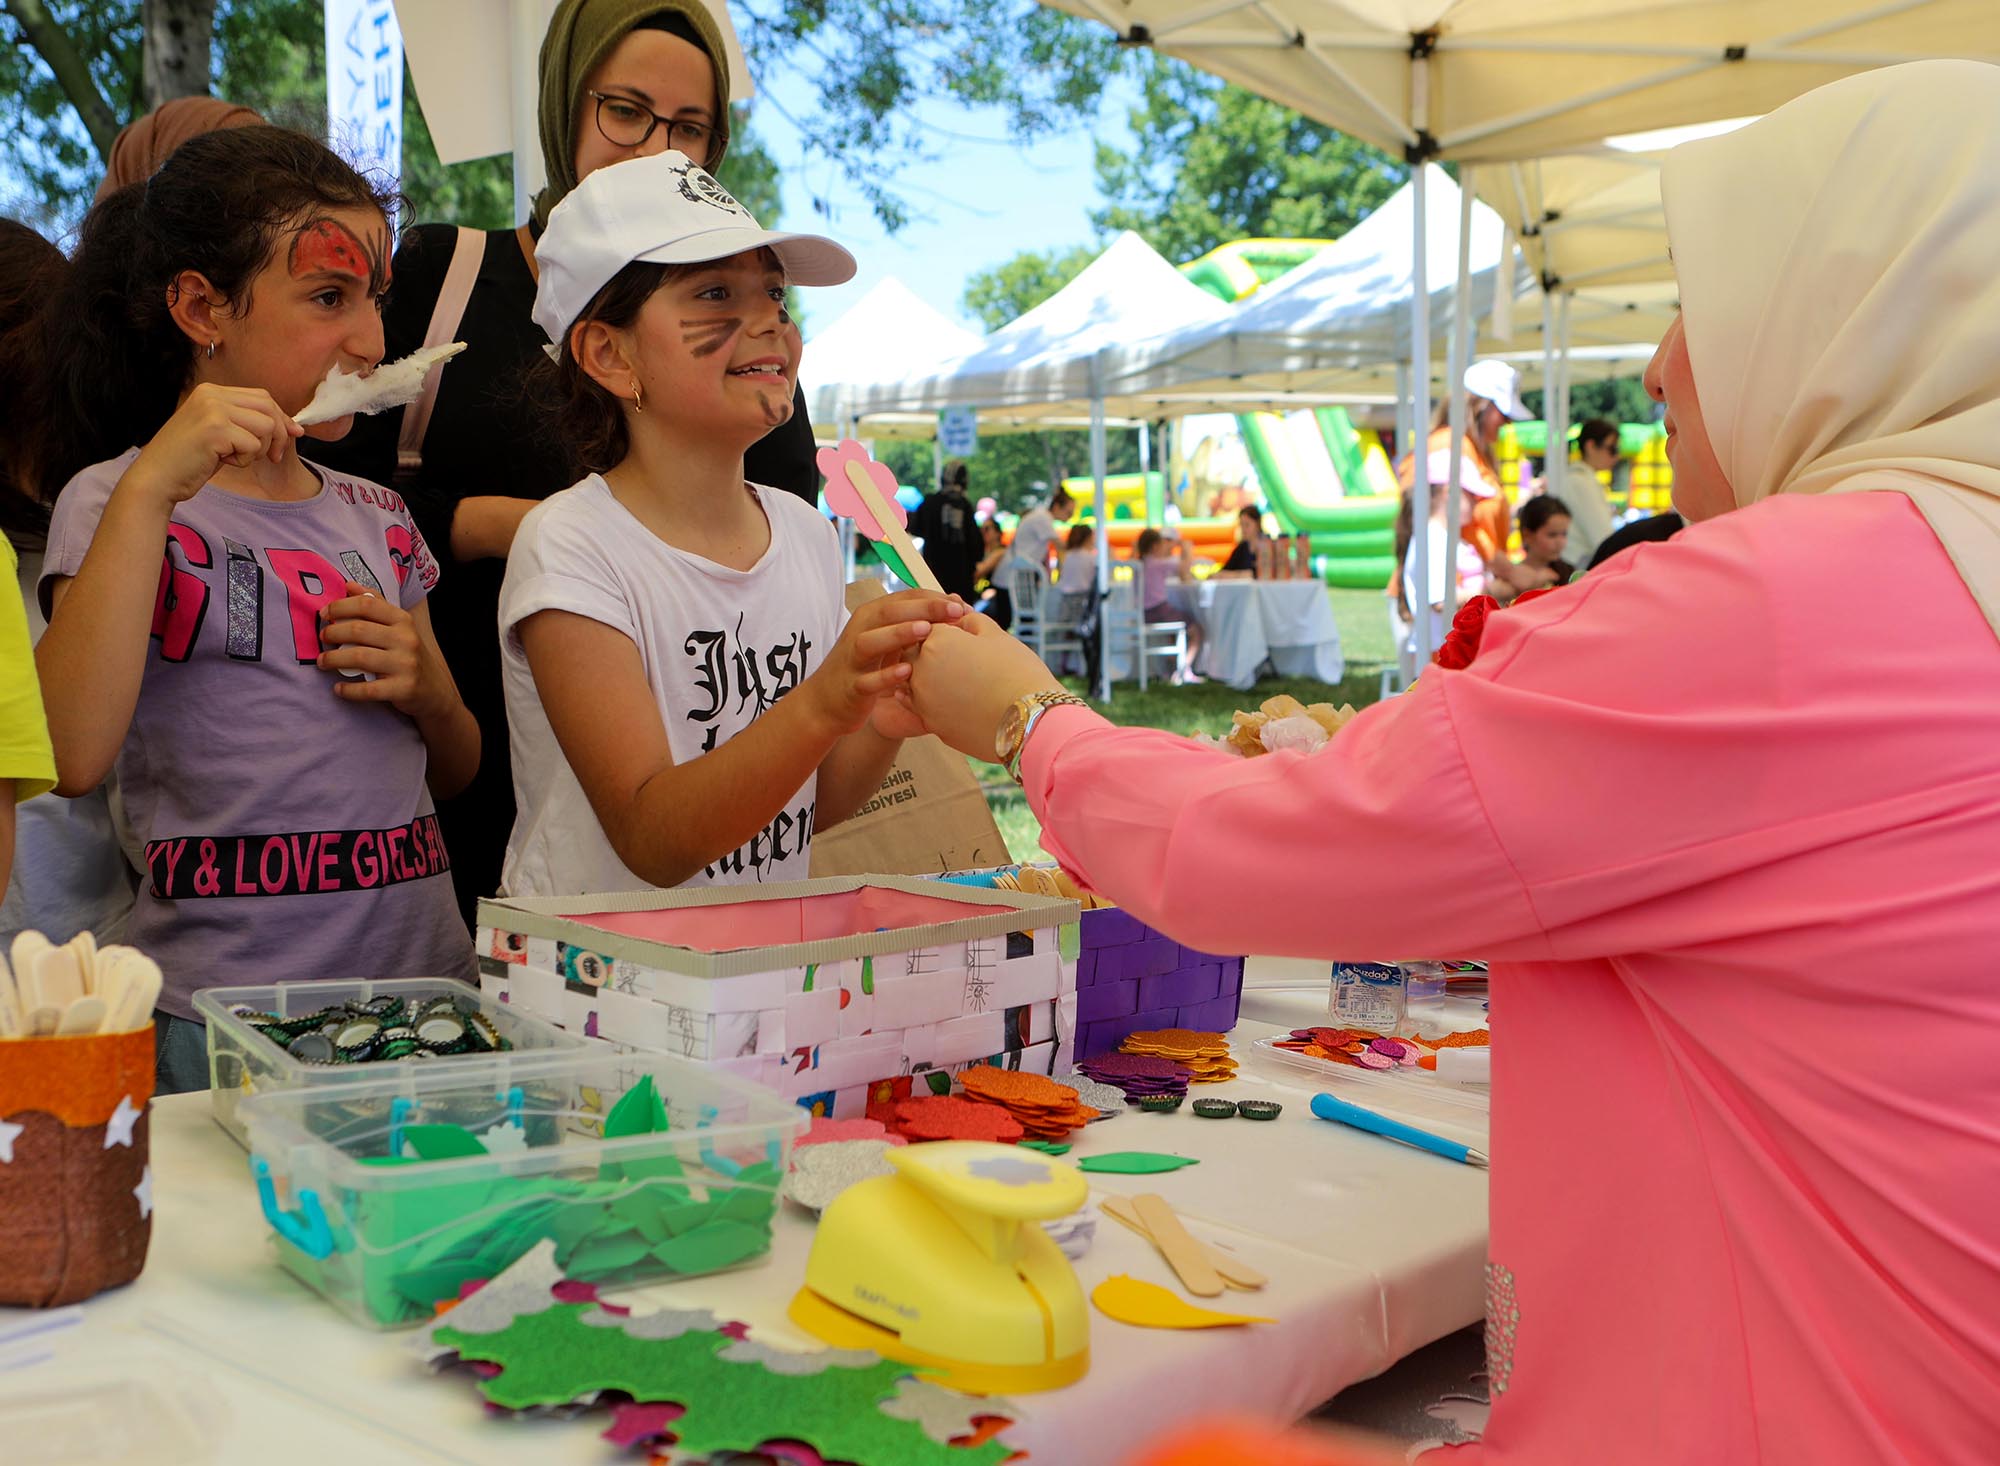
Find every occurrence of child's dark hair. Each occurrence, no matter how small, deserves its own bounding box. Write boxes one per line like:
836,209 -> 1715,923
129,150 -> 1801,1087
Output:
1065,522 -> 1094,550
1518,494 -> 1572,536
1578,418 -> 1620,454
533,248 -> 784,477
0,219 -> 68,548
41,125 -> 397,493
1134,528 -> 1162,559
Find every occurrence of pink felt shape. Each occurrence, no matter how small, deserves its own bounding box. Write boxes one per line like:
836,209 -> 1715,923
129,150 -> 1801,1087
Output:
571,887 -> 997,953
795,1116 -> 905,1151
816,439 -> 906,540
604,1400 -> 687,1448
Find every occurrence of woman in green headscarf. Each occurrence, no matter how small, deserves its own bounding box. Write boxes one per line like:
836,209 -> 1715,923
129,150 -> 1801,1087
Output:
317,0 -> 821,927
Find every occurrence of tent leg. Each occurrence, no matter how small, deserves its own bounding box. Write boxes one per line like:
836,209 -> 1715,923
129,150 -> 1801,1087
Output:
509,0 -> 545,220
1552,290 -> 1574,507
1091,387 -> 1112,703
1541,289 -> 1558,488
1443,165 -> 1476,622
1409,160 -> 1433,666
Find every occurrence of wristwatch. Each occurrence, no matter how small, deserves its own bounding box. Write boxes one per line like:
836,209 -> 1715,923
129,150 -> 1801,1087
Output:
997,690 -> 1090,783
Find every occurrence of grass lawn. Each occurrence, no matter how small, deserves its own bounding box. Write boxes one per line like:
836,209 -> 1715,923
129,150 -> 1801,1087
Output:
980,586 -> 1396,862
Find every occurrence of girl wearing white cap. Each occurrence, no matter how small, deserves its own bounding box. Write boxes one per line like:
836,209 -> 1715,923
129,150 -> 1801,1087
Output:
495,151 -> 964,897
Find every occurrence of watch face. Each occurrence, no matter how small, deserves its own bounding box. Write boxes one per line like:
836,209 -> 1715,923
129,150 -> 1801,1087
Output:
996,702 -> 1026,762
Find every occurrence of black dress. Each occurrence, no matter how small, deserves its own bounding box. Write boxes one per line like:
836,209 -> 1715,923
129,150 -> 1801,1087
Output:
312,223 -> 822,926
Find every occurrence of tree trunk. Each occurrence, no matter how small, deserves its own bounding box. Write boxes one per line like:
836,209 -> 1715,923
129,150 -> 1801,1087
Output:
0,0 -> 122,159
140,0 -> 216,110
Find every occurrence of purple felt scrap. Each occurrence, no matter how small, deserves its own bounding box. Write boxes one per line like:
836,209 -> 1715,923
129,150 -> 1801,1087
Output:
1179,990 -> 1242,1034
1144,962 -> 1223,1010
1075,949 -> 1100,986
603,1401 -> 688,1448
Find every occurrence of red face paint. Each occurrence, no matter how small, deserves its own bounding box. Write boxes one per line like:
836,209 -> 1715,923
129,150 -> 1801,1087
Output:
289,217 -> 387,293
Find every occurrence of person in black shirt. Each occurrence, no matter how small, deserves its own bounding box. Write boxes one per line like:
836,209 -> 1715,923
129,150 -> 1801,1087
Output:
314,0 -> 819,926
1585,512 -> 1684,572
1219,504 -> 1267,575
907,459 -> 983,601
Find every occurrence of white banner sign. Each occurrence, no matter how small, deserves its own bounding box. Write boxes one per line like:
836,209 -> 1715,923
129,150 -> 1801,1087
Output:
937,407 -> 979,457
327,0 -> 405,187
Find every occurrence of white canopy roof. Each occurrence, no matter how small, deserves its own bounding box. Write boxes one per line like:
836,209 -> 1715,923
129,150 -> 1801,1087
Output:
839,231 -> 1231,416
800,277 -> 985,428
1098,166 -> 1517,398
1043,0 -> 1997,164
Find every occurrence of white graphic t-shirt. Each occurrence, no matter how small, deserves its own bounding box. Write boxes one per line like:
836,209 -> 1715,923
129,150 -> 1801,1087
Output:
499,477 -> 847,897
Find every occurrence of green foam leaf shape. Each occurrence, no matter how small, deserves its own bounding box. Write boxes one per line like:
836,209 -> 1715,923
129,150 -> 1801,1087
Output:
434,1303 -> 1012,1465
401,1124 -> 490,1160
1076,1151 -> 1201,1174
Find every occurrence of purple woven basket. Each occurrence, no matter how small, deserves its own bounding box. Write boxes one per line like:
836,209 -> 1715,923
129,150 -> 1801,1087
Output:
1071,907 -> 1245,1062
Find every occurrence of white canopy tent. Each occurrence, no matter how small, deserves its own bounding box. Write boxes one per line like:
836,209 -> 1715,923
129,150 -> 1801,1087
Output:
1042,0 -> 2000,657
799,276 -> 986,438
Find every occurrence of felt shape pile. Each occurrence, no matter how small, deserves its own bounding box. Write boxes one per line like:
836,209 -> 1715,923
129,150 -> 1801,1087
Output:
877,1095 -> 1024,1145
1119,1030 -> 1237,1084
956,1068 -> 1099,1140
1075,1052 -> 1194,1104
1275,1026 -> 1488,1071
417,1242 -> 1021,1464
289,1076 -> 781,1327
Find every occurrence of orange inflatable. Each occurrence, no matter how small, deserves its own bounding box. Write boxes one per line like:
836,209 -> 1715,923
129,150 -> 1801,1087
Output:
1128,1419 -> 1407,1466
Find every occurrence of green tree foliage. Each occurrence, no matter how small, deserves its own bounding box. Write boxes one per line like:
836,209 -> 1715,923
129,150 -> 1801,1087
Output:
1092,56 -> 1406,264
1523,378 -> 1660,429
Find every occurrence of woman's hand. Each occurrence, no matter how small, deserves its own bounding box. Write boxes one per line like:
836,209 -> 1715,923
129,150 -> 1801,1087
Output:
907,613 -> 1065,762
318,582 -> 454,720
803,590 -> 966,739
123,383 -> 302,506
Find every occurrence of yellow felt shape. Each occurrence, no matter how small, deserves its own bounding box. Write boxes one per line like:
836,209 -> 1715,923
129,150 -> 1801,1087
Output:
1090,1274 -> 1274,1329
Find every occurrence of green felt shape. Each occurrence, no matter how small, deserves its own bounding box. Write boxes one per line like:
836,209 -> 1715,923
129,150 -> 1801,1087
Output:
435,1304 -> 1011,1465
1076,1151 -> 1201,1174
603,1075 -> 668,1139
875,543 -> 922,591
609,1150 -> 687,1186
1018,1140 -> 1072,1155
716,1185 -> 777,1225
393,1259 -> 494,1309
1059,922 -> 1081,960
654,1199 -> 725,1237
401,1124 -> 490,1160
565,1233 -> 653,1281
650,1220 -> 769,1274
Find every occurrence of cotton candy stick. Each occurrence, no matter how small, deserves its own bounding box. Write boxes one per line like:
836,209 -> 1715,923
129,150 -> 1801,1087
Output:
817,439 -> 943,593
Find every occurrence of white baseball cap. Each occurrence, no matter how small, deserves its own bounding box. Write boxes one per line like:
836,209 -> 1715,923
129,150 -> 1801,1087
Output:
1463,358 -> 1530,421
532,150 -> 856,350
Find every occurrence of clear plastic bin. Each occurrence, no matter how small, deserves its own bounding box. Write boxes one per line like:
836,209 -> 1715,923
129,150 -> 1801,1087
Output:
195,976 -> 588,1148
240,1048 -> 804,1329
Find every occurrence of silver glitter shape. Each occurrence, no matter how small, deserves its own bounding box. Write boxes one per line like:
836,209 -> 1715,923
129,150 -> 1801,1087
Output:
582,1303 -> 722,1340
785,1138 -> 898,1212
410,1240 -> 563,1363
715,1336 -> 882,1375
878,1377 -> 1025,1445
1069,1078 -> 1129,1118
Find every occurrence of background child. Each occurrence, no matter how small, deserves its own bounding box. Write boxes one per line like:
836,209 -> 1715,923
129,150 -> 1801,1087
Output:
34,127 -> 480,1093
1133,527 -> 1204,683
500,150 -> 961,896
1492,494 -> 1575,603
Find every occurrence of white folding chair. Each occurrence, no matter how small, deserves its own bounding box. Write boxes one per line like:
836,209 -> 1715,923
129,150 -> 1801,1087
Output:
1382,595 -> 1419,700
1105,581 -> 1188,690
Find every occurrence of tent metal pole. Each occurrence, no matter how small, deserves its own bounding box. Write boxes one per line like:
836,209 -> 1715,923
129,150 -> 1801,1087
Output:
1541,288 -> 1558,490
1407,49 -> 1434,665
509,0 -> 545,219
1090,376 -> 1113,703
1552,290 -> 1574,504
1444,165 -> 1476,622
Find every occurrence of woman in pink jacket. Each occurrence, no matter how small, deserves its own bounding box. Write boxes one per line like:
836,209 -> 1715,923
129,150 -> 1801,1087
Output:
911,62 -> 2000,1464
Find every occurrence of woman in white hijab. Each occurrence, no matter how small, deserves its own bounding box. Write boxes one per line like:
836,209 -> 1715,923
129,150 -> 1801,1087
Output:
911,63 -> 2000,1465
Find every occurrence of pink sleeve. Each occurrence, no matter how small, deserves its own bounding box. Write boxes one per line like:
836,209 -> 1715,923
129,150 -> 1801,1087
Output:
1017,692 -> 1555,963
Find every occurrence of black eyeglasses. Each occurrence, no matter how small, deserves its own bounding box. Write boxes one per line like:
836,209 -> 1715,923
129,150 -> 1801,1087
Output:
589,90 -> 727,164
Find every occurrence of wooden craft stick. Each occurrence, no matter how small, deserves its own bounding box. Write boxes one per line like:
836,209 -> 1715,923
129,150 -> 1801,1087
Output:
844,460 -> 944,592
1131,1192 -> 1227,1297
1099,1195 -> 1268,1290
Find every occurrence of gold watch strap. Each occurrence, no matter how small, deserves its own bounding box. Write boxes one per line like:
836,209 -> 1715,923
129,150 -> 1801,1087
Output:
1007,692 -> 1090,783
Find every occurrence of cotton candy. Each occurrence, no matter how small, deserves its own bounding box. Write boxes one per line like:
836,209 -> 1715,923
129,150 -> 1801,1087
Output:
294,341 -> 467,426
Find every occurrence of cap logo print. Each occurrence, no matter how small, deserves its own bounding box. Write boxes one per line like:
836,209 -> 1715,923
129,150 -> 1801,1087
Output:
672,161 -> 745,216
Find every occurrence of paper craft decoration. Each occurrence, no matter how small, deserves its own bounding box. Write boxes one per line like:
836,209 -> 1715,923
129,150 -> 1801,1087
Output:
294,341 -> 467,426
816,439 -> 943,592
1070,903 -> 1245,1064
1075,1151 -> 1199,1175
421,1243 -> 1019,1464
1090,1275 -> 1273,1329
476,876 -> 1080,1122
0,1024 -> 154,1306
881,1094 -> 1024,1145
956,1067 -> 1099,1140
1075,1053 -> 1194,1103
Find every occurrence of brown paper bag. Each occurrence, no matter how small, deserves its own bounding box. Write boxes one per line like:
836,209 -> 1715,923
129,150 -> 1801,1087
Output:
809,580 -> 1009,878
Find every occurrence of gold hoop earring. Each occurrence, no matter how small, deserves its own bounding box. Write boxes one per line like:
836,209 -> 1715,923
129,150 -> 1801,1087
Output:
631,382 -> 643,414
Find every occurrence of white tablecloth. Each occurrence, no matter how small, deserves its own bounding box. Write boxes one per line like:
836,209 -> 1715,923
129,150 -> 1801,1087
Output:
5,1023 -> 1486,1466
1194,580 -> 1345,692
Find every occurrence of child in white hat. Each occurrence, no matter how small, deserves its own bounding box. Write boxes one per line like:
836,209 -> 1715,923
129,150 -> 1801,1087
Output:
498,150 -> 963,896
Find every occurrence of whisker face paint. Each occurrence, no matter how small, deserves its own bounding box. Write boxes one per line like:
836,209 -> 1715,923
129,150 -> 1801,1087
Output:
680,318 -> 740,358
290,217 -> 389,296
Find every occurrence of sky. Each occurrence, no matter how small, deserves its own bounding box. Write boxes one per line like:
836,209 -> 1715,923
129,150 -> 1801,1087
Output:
751,71 -> 1134,336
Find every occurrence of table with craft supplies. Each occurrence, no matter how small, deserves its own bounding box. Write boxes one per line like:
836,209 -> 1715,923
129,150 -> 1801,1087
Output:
1194,580 -> 1346,692
2,1013 -> 1488,1465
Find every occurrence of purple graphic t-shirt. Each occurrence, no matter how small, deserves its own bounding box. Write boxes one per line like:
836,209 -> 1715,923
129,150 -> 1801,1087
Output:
44,451 -> 474,1017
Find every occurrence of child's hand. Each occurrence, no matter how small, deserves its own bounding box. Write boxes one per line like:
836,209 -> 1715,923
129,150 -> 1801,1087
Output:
907,612 -> 1066,762
318,582 -> 453,720
125,383 -> 303,505
805,590 -> 965,738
